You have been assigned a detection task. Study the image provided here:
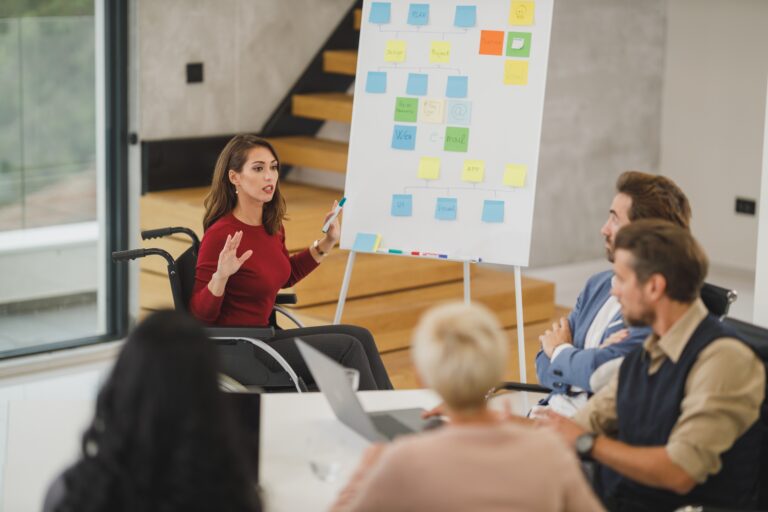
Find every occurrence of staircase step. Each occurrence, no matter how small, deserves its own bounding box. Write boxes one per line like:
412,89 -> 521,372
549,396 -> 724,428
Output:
295,269 -> 555,353
354,8 -> 361,30
292,92 -> 353,123
323,49 -> 358,76
270,136 -> 348,173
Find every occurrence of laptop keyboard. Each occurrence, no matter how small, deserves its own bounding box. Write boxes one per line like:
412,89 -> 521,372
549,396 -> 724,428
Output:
370,414 -> 413,437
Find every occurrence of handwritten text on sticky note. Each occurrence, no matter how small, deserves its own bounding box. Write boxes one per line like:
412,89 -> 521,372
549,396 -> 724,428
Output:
509,1 -> 534,25
504,60 -> 528,85
385,40 -> 406,62
462,160 -> 485,183
430,41 -> 451,64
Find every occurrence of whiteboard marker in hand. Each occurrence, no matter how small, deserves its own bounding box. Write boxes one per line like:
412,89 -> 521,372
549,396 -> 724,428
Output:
321,197 -> 347,233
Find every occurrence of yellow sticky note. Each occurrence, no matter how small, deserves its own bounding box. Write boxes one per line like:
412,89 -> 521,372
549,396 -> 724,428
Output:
504,60 -> 528,85
420,99 -> 445,123
504,164 -> 527,187
418,157 -> 441,180
509,1 -> 535,25
462,160 -> 485,183
430,41 -> 451,64
385,40 -> 406,62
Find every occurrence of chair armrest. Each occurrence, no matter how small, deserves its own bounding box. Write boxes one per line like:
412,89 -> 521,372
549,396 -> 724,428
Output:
275,293 -> 298,305
205,326 -> 276,340
497,381 -> 552,393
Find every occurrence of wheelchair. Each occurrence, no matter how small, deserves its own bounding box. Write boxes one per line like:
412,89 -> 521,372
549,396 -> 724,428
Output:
112,226 -> 307,392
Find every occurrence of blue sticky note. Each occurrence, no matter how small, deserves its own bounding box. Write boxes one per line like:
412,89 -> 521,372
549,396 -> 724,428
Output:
435,197 -> 458,220
446,76 -> 468,98
482,200 -> 505,223
406,73 -> 428,96
454,6 -> 476,27
369,2 -> 391,24
365,71 -> 387,94
352,233 -> 381,253
391,194 -> 413,217
446,100 -> 472,125
391,125 -> 417,150
408,3 -> 429,25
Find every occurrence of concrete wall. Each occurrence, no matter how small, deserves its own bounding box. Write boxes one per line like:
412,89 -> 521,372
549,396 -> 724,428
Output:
530,0 -> 666,267
137,0 -> 356,140
660,0 -> 768,272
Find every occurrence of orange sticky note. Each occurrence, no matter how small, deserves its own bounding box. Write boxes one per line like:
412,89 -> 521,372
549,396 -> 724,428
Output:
504,164 -> 527,187
504,60 -> 528,85
479,30 -> 505,56
509,1 -> 535,26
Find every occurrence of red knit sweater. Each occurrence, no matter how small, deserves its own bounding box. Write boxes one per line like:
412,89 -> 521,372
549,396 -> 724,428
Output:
189,214 -> 319,326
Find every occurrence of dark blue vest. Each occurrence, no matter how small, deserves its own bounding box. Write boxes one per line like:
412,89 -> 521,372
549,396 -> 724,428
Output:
602,314 -> 762,511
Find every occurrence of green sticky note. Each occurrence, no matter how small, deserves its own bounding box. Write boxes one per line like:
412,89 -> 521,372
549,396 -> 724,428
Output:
394,97 -> 419,122
506,32 -> 531,58
444,126 -> 469,152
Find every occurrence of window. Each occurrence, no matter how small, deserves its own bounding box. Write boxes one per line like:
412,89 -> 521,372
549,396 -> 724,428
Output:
0,0 -> 127,358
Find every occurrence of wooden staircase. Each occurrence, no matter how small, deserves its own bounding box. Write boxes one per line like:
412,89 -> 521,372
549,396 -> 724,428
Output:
139,9 -> 556,386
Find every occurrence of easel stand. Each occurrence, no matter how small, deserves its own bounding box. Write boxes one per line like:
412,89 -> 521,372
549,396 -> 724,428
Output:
333,251 -> 528,383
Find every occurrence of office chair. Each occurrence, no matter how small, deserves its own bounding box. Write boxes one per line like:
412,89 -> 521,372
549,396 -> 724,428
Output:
488,282 -> 740,397
113,226 -> 306,392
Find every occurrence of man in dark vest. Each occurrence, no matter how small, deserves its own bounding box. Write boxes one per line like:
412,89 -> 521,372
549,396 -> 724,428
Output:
541,219 -> 765,511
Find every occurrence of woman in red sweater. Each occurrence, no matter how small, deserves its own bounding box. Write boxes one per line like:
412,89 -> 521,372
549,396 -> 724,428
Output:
189,134 -> 392,390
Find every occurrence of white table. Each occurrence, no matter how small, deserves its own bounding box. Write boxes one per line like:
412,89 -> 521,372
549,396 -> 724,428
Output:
0,389 -> 545,512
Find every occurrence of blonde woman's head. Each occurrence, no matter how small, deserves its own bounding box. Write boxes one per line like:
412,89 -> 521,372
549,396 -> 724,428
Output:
412,302 -> 508,412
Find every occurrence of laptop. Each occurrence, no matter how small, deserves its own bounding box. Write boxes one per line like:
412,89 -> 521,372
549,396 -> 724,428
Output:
222,391 -> 261,483
296,338 -> 433,442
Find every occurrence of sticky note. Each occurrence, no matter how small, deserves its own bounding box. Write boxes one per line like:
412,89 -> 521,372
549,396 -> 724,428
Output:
406,73 -> 428,96
435,198 -> 458,220
462,160 -> 485,183
365,71 -> 387,93
509,1 -> 535,26
394,97 -> 418,122
504,164 -> 527,187
391,194 -> 413,216
446,76 -> 468,98
444,126 -> 469,152
392,125 -> 417,150
429,41 -> 451,64
446,100 -> 472,125
506,32 -> 531,57
479,30 -> 505,56
504,60 -> 528,85
418,157 -> 441,180
352,233 -> 382,252
385,40 -> 406,63
369,2 -> 391,24
408,3 -> 429,25
420,99 -> 445,123
454,6 -> 477,27
482,200 -> 505,223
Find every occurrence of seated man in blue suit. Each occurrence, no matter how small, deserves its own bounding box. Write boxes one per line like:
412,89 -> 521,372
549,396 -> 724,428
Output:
535,171 -> 691,416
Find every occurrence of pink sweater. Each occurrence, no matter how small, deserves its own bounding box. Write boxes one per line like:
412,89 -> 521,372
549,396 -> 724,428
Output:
335,422 -> 604,512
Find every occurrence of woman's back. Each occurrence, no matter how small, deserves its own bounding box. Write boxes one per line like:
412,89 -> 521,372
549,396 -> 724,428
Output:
343,421 -> 601,512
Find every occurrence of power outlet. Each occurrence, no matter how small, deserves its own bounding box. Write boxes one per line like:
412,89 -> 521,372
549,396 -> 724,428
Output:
735,197 -> 756,216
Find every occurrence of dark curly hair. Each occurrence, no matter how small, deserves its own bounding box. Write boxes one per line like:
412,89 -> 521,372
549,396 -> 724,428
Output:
53,310 -> 261,512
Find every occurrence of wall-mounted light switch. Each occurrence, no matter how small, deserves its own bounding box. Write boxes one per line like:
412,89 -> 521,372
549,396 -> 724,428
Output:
186,62 -> 203,84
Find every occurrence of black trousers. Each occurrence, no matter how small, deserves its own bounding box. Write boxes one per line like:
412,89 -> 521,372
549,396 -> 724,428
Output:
223,325 -> 393,391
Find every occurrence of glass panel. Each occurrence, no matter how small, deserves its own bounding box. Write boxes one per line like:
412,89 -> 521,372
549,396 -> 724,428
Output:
0,0 -> 102,355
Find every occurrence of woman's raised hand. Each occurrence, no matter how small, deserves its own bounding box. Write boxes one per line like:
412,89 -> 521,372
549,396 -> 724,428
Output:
214,231 -> 253,280
322,200 -> 341,245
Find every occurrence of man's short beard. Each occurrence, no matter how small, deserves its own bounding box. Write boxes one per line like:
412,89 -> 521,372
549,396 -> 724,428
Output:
606,247 -> 614,263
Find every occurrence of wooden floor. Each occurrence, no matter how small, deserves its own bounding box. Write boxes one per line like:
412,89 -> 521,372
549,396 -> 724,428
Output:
379,306 -> 569,389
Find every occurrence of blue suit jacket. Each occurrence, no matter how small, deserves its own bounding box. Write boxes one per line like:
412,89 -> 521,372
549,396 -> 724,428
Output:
535,270 -> 649,393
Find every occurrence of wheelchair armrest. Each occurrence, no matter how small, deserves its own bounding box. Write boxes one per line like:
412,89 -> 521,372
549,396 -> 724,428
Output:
497,381 -> 552,394
205,326 -> 276,340
275,293 -> 298,305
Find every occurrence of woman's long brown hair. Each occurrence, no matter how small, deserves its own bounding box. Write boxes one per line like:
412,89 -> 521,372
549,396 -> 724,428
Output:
202,134 -> 287,235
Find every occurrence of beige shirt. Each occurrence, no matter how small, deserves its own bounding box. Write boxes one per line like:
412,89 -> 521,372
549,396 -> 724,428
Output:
334,422 -> 604,512
574,299 -> 765,483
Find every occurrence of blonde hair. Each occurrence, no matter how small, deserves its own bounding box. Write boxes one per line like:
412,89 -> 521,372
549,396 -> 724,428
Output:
412,302 -> 508,411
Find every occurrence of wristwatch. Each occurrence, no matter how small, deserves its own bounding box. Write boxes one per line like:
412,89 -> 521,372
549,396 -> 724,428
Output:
575,432 -> 597,460
313,239 -> 326,256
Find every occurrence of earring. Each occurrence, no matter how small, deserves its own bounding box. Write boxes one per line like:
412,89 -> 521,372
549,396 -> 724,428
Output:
235,187 -> 239,194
